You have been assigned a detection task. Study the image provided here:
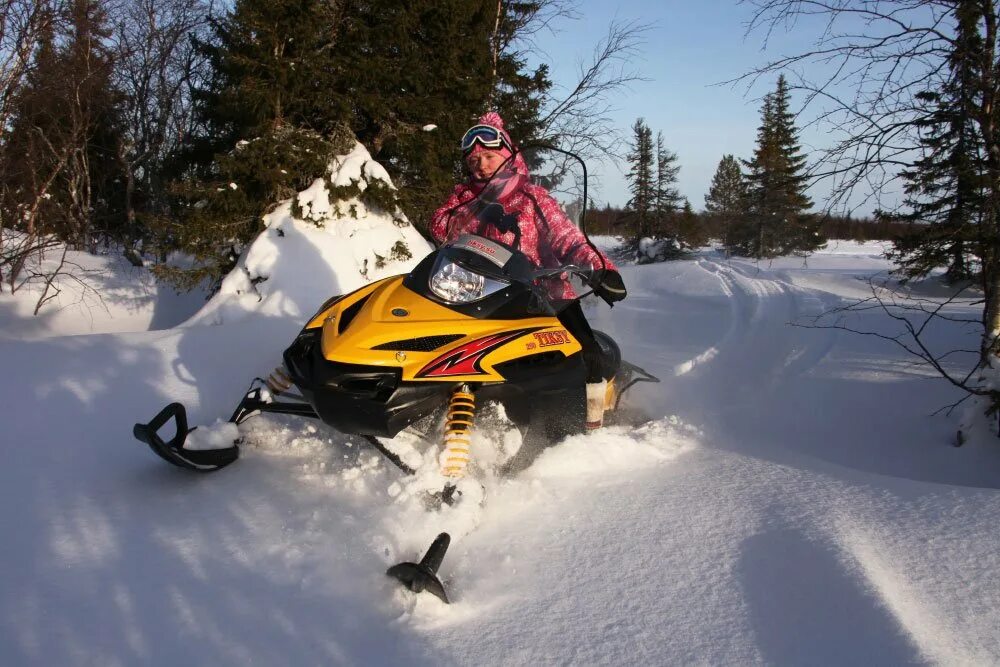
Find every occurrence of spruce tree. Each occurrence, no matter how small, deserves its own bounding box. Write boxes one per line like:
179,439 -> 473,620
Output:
156,0 -> 353,287
677,198 -> 707,248
156,0 -> 550,288
626,118 -> 655,237
889,2 -> 985,284
189,0 -> 346,159
489,1 -> 551,143
705,154 -> 747,255
334,0 -> 496,230
654,131 -> 682,237
739,76 -> 821,258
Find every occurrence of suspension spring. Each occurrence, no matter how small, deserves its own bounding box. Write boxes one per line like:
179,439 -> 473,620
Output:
265,365 -> 293,395
440,385 -> 476,479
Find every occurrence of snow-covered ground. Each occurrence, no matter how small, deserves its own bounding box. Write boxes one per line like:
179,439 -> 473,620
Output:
3,172 -> 1000,664
0,244 -> 210,339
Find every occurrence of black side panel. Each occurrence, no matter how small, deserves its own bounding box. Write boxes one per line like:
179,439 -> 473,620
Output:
483,349 -> 587,475
283,330 -> 450,437
593,330 -> 622,381
283,329 -> 322,390
493,350 -> 575,383
490,372 -> 587,476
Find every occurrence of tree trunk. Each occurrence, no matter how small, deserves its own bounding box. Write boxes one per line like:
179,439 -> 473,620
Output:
972,2 -> 1000,428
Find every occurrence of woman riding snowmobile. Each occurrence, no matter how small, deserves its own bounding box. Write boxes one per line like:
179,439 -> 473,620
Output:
131,122 -> 659,602
133,114 -> 652,482
433,111 -> 628,429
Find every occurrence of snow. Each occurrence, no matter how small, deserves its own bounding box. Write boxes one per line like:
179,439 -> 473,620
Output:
3,152 -> 1000,664
187,142 -> 432,326
185,420 -> 240,451
0,236 -> 209,339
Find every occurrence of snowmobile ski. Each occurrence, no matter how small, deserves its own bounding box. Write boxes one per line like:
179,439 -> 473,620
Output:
387,532 -> 452,603
132,402 -> 239,472
133,383 -> 316,472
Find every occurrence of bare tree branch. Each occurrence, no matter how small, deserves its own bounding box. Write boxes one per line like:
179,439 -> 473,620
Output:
733,0 -> 957,213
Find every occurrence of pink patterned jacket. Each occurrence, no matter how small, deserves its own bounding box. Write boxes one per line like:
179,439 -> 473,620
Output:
429,159 -> 616,300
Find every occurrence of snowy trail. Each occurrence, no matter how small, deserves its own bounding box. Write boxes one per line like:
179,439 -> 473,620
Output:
4,251 -> 1000,665
581,256 -> 1000,664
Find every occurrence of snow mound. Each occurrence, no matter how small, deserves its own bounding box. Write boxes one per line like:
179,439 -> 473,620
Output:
524,417 -> 696,479
187,142 -> 433,326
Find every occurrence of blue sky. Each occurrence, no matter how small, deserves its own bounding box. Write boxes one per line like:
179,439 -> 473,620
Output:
536,1 -> 886,215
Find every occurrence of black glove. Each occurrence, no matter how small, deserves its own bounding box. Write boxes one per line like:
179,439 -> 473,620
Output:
476,202 -> 520,238
594,269 -> 627,305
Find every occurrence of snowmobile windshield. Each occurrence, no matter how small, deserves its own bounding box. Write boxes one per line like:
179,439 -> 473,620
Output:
420,234 -> 596,318
519,145 -> 589,231
441,145 -> 605,303
448,145 -> 589,238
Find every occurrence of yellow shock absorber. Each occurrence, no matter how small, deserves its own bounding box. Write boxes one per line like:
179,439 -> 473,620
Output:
440,385 -> 476,479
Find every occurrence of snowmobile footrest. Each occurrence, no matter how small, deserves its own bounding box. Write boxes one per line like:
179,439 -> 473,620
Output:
387,532 -> 451,603
133,403 -> 238,472
615,361 -> 660,410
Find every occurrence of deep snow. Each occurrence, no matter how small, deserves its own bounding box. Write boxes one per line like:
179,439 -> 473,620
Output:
3,155 -> 1000,665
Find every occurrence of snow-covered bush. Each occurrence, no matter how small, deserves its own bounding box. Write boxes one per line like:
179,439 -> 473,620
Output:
633,236 -> 684,264
186,142 -> 432,326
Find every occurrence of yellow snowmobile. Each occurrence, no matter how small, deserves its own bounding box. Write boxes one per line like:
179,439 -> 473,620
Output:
134,232 -> 657,476
132,146 -> 658,602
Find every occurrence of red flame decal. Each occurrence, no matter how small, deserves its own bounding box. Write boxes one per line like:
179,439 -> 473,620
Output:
416,328 -> 542,378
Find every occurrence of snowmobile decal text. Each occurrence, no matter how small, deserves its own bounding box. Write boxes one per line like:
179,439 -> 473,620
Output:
416,328 -> 544,378
533,330 -> 571,347
453,234 -> 513,267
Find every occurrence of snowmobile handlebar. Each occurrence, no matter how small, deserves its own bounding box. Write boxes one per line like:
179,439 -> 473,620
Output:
529,264 -> 610,295
529,264 -> 598,283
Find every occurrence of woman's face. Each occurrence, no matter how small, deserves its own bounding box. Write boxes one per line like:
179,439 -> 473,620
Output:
466,149 -> 507,181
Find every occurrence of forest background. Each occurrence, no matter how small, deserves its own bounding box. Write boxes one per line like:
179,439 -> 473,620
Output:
5,0 -> 1000,423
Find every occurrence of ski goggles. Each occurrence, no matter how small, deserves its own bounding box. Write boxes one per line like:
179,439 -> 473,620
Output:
460,124 -> 513,154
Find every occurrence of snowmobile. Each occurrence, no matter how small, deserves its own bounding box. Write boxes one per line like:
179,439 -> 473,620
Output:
133,146 -> 658,603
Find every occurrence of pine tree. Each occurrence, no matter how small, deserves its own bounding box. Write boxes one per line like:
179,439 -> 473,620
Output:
739,76 -> 821,258
889,2 -> 985,284
705,154 -> 747,255
626,118 -> 655,237
654,131 -> 682,237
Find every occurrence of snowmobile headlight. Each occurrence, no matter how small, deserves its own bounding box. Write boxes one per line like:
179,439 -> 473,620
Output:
429,260 -> 508,303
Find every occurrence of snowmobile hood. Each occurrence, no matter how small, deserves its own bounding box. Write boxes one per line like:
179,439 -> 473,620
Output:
309,275 -> 581,383
367,276 -> 476,324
